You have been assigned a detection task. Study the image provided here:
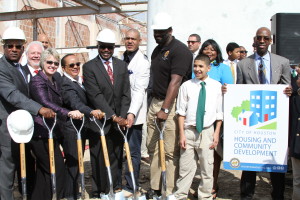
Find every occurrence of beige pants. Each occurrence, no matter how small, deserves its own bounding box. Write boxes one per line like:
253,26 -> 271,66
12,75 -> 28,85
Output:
175,126 -> 214,200
146,98 -> 180,195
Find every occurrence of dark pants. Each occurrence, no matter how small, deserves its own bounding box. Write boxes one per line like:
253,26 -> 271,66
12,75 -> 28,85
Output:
61,125 -> 87,199
0,141 -> 35,200
89,126 -> 124,195
30,138 -> 65,200
240,171 -> 285,200
124,124 -> 143,193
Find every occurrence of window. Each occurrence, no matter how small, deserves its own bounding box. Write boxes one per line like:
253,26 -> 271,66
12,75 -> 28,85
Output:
271,112 -> 275,116
256,104 -> 260,108
256,113 -> 260,117
265,105 -> 269,109
251,104 -> 255,107
271,104 -> 275,108
256,96 -> 260,100
265,96 -> 270,100
271,96 -> 275,100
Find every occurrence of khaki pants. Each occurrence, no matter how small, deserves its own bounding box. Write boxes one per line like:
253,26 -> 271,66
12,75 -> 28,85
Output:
175,126 -> 214,200
146,98 -> 179,195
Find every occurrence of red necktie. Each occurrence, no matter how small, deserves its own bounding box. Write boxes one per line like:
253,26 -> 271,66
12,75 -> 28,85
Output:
34,70 -> 39,74
105,61 -> 114,84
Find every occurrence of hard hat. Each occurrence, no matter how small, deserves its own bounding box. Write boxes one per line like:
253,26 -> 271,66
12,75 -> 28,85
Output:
96,29 -> 116,44
7,110 -> 34,143
2,27 -> 26,43
151,12 -> 172,30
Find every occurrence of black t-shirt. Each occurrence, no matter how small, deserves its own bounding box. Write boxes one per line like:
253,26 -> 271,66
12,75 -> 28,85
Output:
150,37 -> 192,99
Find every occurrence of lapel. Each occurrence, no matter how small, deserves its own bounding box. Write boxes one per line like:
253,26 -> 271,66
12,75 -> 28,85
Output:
112,57 -> 119,87
95,57 -> 114,89
270,53 -> 280,84
247,55 -> 260,84
39,71 -> 60,96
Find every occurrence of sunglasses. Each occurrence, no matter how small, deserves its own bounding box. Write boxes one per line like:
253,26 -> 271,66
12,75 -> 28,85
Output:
240,51 -> 248,53
46,60 -> 59,66
67,62 -> 81,68
187,41 -> 199,44
5,44 -> 23,49
256,36 -> 271,41
98,45 -> 114,50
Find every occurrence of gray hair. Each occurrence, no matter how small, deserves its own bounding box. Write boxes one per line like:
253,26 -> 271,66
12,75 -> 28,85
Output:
40,48 -> 60,69
25,41 -> 44,56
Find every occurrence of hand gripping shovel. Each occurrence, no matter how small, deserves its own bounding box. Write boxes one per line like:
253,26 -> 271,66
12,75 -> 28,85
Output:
7,110 -> 34,200
93,115 -> 115,200
70,116 -> 86,199
154,119 -> 167,200
43,116 -> 57,200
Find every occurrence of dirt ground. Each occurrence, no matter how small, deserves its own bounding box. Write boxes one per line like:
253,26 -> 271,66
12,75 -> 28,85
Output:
14,148 -> 293,200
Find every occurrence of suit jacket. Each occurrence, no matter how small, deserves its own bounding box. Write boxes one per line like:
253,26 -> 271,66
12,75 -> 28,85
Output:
125,50 -> 150,125
29,71 -> 69,138
83,56 -> 131,133
0,56 -> 41,146
236,52 -> 290,85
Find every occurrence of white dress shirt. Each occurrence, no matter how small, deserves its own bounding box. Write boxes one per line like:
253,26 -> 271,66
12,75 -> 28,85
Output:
176,76 -> 223,128
99,56 -> 114,72
27,64 -> 40,77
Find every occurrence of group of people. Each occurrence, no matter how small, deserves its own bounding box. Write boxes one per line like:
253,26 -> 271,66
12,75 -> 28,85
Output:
0,11 -> 299,200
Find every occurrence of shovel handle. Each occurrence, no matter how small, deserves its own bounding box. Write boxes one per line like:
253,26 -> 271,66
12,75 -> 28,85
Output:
159,139 -> 166,171
124,142 -> 134,172
48,138 -> 56,173
77,139 -> 84,173
20,143 -> 26,178
100,135 -> 110,167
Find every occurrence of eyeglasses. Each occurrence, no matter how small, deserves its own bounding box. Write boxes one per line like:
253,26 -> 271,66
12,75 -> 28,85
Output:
187,41 -> 200,44
256,36 -> 271,41
5,44 -> 23,50
240,51 -> 248,53
46,60 -> 59,66
98,45 -> 114,50
67,62 -> 81,68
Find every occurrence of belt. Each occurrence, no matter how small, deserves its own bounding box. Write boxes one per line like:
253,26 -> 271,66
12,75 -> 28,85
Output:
153,95 -> 165,100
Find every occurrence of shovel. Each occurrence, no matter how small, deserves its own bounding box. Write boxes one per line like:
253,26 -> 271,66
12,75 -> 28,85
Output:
43,116 -> 57,200
154,119 -> 167,200
93,115 -> 115,200
70,116 -> 86,199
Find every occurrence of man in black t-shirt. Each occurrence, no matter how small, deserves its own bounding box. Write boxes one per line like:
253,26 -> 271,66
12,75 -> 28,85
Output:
146,12 -> 193,196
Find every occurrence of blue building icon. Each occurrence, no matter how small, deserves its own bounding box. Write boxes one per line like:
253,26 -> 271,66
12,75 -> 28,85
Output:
250,90 -> 277,122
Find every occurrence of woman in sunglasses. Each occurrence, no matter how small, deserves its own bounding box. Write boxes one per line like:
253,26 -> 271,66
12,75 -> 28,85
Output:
29,48 -> 83,200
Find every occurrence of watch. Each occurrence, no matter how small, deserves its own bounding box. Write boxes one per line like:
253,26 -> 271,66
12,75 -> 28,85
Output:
161,108 -> 169,114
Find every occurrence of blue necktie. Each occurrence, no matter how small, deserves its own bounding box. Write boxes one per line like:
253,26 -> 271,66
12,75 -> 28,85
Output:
196,81 -> 206,133
258,57 -> 266,84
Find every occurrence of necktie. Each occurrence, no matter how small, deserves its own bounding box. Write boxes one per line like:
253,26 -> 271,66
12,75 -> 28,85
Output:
258,57 -> 266,84
230,62 -> 236,83
196,81 -> 206,133
34,70 -> 39,74
104,61 -> 114,84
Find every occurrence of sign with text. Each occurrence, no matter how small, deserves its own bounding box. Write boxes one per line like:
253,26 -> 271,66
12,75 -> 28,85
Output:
223,84 -> 289,172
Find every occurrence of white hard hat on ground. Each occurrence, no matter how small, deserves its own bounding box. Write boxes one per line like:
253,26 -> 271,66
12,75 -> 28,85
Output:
151,12 -> 172,30
1,27 -> 26,44
7,110 -> 34,143
96,29 -> 116,44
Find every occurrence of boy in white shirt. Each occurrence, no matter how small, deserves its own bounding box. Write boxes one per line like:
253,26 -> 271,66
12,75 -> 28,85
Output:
174,54 -> 223,200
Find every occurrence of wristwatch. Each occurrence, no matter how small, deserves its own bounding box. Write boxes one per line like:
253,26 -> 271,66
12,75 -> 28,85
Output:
161,108 -> 169,114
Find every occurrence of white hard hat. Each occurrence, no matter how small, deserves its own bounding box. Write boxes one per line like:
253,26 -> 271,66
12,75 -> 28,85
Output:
2,27 -> 26,43
151,12 -> 172,30
96,29 -> 116,44
7,110 -> 34,143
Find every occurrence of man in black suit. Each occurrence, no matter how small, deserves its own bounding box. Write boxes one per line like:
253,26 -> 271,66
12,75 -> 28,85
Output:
83,29 -> 131,198
0,27 -> 55,200
61,54 -> 104,199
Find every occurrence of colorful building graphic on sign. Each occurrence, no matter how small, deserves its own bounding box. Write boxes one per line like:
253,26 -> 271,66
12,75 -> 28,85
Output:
236,90 -> 277,128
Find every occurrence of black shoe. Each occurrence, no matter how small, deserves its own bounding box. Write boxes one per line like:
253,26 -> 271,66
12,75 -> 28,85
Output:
91,192 -> 100,199
146,189 -> 161,199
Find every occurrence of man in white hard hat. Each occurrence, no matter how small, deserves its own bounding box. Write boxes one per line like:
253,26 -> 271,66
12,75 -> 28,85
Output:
23,41 -> 44,79
83,28 -> 131,198
0,27 -> 56,200
146,12 -> 193,197
121,29 -> 150,197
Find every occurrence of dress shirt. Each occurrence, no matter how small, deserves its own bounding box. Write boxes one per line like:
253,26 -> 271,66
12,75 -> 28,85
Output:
99,56 -> 114,72
176,76 -> 223,128
191,48 -> 200,79
27,64 -> 40,77
254,52 -> 271,84
63,71 -> 85,90
223,59 -> 238,84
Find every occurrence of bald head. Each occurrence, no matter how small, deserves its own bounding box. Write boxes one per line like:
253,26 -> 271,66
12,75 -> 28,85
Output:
124,29 -> 141,52
37,34 -> 49,49
254,27 -> 272,56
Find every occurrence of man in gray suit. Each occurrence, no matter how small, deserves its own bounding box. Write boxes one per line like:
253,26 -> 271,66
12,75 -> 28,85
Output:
236,27 -> 291,200
0,27 -> 55,200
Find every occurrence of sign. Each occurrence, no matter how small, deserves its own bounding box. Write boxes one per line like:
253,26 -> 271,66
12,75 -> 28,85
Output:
223,84 -> 289,172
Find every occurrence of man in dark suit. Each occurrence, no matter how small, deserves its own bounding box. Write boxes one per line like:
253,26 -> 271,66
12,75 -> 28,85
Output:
83,29 -> 131,198
0,27 -> 55,200
236,27 -> 291,200
60,54 -> 104,199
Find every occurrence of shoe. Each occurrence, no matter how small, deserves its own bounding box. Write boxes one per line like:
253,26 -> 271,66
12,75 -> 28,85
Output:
146,189 -> 161,199
123,190 -> 133,198
91,193 -> 100,199
141,157 -> 150,165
